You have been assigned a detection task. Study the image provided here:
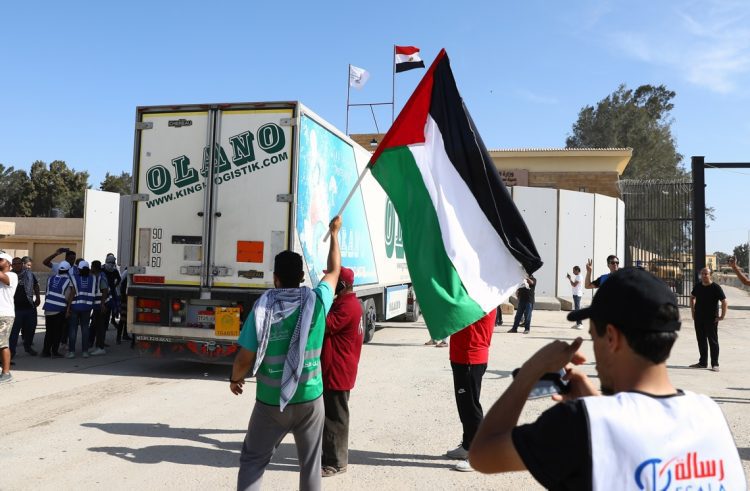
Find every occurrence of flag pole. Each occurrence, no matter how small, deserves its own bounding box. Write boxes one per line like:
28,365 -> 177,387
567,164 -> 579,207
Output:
346,64 -> 351,135
322,164 -> 372,242
391,45 -> 396,123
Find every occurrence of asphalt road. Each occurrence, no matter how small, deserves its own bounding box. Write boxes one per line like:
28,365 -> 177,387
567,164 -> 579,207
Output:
2,286 -> 749,490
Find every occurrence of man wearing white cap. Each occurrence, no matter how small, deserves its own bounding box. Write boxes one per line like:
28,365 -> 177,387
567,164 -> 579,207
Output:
41,261 -> 74,357
0,252 -> 19,383
67,260 -> 97,358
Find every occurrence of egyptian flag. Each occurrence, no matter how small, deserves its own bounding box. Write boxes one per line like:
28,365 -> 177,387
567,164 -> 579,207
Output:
395,45 -> 425,73
370,50 -> 542,339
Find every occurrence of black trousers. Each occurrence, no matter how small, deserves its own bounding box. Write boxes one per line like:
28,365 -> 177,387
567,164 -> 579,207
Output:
43,312 -> 66,355
322,389 -> 350,469
89,307 -> 109,348
451,362 -> 487,450
694,319 -> 719,367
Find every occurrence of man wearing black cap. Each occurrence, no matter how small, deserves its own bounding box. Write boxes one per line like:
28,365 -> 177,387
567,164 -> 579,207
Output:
468,267 -> 745,490
320,266 -> 363,477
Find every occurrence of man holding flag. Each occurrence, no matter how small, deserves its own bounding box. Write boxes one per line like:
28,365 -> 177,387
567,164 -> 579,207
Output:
367,48 -> 542,471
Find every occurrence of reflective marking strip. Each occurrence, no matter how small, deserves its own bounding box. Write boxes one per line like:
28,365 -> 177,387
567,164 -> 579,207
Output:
299,366 -> 321,383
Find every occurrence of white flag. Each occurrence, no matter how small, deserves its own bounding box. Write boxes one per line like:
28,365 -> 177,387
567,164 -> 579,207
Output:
349,65 -> 370,89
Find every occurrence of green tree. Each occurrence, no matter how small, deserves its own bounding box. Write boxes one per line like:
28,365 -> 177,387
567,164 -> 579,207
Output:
0,164 -> 33,216
28,160 -> 90,217
566,84 -> 686,179
733,243 -> 749,270
714,251 -> 730,268
100,171 -> 133,195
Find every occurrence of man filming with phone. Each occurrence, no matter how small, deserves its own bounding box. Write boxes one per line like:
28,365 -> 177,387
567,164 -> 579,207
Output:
469,267 -> 745,490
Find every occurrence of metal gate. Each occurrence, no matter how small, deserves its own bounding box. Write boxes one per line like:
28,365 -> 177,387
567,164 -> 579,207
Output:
619,179 -> 693,306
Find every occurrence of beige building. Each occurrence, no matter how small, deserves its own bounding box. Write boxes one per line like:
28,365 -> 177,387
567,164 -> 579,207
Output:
350,134 -> 632,198
0,217 -> 83,273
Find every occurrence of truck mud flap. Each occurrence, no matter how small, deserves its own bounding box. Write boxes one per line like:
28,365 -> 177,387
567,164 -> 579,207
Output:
135,336 -> 239,363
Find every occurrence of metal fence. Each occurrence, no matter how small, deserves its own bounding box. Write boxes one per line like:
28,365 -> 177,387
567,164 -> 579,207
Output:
619,179 -> 693,306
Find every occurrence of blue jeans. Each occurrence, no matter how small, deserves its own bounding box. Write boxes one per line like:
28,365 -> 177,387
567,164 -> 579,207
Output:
512,301 -> 533,331
9,308 -> 37,357
572,295 -> 582,325
68,310 -> 92,354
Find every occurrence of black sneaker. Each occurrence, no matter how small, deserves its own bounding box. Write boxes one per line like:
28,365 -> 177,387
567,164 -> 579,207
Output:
25,348 -> 38,356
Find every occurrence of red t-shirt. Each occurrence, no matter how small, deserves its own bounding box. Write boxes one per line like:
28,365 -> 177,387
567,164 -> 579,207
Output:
449,311 -> 495,364
321,292 -> 364,391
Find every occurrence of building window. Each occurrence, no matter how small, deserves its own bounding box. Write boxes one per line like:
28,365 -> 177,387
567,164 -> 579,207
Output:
579,187 -> 587,192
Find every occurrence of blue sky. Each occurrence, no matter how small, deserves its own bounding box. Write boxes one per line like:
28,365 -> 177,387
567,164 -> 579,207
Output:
2,0 -> 749,254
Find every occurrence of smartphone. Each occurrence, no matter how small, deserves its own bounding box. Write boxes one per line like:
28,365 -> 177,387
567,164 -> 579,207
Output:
512,368 -> 569,400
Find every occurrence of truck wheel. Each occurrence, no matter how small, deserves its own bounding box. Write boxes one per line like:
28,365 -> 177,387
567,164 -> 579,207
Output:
362,298 -> 376,344
406,299 -> 421,322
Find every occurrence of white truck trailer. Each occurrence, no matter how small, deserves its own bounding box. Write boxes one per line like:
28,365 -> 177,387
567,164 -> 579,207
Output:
123,102 -> 418,361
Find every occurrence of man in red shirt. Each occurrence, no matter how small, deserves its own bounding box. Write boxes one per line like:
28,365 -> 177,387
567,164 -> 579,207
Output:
444,311 -> 496,472
320,266 -> 363,477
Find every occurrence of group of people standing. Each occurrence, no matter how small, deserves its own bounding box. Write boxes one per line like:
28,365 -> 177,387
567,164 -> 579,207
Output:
0,247 -> 131,384
40,248 -> 129,359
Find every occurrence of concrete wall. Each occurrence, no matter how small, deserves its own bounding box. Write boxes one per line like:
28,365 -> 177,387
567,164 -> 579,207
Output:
557,190 -> 595,300
0,217 -> 83,273
512,187 -> 558,298
510,187 -> 624,310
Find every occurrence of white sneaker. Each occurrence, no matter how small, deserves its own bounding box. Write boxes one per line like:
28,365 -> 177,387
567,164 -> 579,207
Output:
572,324 -> 583,330
90,348 -> 106,356
66,352 -> 75,359
82,352 -> 90,358
454,460 -> 474,472
445,444 -> 469,459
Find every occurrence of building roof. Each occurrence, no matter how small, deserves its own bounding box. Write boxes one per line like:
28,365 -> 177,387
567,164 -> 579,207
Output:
489,148 -> 633,175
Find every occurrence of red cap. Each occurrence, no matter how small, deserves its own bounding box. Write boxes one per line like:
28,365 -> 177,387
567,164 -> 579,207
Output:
324,266 -> 355,286
339,267 -> 354,286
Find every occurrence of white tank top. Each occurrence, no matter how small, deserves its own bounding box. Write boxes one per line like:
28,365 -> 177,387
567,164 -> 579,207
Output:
584,391 -> 745,490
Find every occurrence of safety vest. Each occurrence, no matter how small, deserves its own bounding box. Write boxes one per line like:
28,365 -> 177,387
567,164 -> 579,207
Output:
92,272 -> 112,308
255,302 -> 326,406
585,391 -> 745,490
43,275 -> 71,313
71,274 -> 97,312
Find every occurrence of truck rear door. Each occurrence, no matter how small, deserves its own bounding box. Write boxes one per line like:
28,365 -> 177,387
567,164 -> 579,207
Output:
133,110 -> 210,286
209,108 -> 294,288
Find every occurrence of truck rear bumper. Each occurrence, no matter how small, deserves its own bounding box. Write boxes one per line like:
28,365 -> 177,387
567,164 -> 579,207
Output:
132,329 -> 239,363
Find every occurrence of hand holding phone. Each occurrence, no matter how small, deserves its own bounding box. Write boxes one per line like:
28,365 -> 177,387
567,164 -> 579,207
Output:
512,368 -> 570,400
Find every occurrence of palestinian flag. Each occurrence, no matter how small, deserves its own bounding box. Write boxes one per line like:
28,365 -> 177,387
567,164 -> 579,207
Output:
370,50 -> 542,339
395,45 -> 425,73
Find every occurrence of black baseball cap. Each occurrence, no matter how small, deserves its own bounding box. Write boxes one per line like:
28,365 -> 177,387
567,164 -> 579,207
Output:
567,267 -> 681,332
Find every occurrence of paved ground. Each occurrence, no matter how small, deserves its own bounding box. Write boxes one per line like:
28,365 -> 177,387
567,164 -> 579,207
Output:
2,286 -> 749,490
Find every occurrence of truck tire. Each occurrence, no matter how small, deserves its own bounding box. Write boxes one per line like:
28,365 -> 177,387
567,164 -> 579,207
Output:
405,299 -> 421,322
362,298 -> 376,344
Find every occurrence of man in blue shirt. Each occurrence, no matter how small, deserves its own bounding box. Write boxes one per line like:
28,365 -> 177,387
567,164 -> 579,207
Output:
585,255 -> 619,289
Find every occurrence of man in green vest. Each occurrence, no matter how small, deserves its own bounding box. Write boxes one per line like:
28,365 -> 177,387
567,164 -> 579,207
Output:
230,216 -> 342,491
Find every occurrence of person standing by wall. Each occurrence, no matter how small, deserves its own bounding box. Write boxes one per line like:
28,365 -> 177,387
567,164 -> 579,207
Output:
690,267 -> 727,372
584,255 -> 619,289
9,256 -> 41,359
320,266 -> 364,477
567,266 -> 584,330
507,275 -> 536,334
444,311 -> 496,472
0,253 -> 19,383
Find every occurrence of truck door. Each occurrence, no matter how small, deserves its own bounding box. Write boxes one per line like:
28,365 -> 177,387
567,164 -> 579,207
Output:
209,108 -> 294,288
133,110 -> 210,286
